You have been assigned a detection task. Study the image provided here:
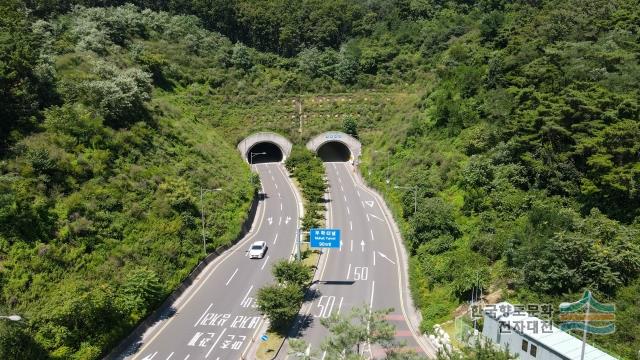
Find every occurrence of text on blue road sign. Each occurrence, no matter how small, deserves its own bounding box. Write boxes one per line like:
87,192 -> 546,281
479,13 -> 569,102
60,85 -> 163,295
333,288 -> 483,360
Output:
310,228 -> 341,248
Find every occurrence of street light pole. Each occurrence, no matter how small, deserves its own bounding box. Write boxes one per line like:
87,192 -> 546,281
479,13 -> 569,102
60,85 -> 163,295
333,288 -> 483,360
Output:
200,187 -> 222,257
394,185 -> 418,214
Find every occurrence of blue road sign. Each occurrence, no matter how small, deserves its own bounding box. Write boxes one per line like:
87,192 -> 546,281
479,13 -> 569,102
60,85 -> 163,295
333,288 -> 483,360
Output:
260,335 -> 268,342
310,228 -> 341,248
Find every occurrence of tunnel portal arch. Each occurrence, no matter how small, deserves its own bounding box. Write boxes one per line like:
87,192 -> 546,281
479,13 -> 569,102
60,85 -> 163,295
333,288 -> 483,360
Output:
237,132 -> 293,163
306,131 -> 362,163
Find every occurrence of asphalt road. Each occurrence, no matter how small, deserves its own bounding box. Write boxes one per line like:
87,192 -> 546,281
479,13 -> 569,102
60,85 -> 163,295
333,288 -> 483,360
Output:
284,161 -> 435,359
121,162 -> 301,360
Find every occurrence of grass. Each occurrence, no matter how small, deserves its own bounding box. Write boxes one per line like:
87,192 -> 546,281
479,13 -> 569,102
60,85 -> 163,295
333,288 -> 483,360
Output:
256,330 -> 285,360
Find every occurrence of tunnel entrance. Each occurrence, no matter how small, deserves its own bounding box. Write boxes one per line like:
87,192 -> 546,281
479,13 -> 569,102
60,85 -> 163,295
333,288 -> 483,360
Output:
317,141 -> 351,162
247,142 -> 283,163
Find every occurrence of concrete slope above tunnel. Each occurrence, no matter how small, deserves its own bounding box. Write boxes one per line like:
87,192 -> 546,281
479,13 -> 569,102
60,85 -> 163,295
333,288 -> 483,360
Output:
237,132 -> 293,164
306,131 -> 362,163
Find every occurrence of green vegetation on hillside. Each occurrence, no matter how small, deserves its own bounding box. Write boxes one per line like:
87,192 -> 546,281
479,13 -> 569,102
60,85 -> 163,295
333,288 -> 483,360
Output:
1,0 -> 639,359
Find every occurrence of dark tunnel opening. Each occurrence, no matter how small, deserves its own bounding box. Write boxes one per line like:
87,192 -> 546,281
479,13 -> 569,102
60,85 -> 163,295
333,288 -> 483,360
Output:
317,141 -> 351,162
247,142 -> 283,163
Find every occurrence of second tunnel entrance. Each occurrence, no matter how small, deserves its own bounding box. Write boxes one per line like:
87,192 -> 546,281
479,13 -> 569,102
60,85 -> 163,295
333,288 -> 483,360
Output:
317,141 -> 351,162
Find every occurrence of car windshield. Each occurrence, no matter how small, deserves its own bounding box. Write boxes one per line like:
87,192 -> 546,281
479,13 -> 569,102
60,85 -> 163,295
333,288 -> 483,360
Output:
251,245 -> 263,250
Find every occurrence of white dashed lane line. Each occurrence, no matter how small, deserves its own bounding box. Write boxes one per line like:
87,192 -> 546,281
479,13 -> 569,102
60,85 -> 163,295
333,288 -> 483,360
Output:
225,268 -> 238,286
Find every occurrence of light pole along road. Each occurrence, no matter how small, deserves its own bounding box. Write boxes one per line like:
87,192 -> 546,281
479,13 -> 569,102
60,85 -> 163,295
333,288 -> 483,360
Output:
283,152 -> 436,358
122,153 -> 302,360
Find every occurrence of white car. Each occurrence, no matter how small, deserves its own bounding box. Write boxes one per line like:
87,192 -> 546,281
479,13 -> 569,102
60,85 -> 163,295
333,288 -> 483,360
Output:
249,241 -> 267,259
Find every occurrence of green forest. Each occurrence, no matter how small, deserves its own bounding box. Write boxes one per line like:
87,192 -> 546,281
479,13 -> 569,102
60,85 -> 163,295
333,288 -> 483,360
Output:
1,0 -> 639,359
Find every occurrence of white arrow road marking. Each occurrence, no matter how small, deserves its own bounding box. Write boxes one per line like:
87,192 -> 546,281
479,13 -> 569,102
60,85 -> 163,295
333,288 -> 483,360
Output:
142,352 -> 157,360
268,217 -> 273,225
225,268 -> 238,286
369,213 -> 384,221
360,240 -> 365,252
286,216 -> 291,224
377,251 -> 396,265
365,200 -> 374,207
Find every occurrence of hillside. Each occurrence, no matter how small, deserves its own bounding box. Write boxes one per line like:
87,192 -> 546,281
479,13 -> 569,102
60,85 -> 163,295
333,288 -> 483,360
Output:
1,0 -> 639,359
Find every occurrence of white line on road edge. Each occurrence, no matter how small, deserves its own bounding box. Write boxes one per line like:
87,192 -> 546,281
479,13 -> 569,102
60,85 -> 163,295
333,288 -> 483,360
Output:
261,255 -> 270,270
370,281 -> 375,309
206,328 -> 227,358
194,303 -> 213,327
346,263 -> 351,279
225,268 -> 238,286
274,233 -> 279,244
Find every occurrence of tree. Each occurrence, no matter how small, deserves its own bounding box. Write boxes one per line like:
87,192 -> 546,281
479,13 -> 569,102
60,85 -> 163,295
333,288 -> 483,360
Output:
256,283 -> 304,331
437,341 -> 514,360
342,116 -> 359,138
272,260 -> 313,288
230,42 -> 253,71
0,0 -> 56,150
320,306 -> 395,357
0,321 -> 47,360
407,197 -> 460,253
